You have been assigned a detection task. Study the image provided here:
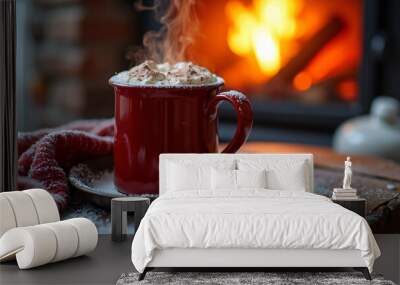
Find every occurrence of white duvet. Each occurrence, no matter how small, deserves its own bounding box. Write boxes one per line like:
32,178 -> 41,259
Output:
131,190 -> 380,273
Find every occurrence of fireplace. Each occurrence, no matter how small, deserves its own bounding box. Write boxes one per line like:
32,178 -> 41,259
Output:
181,0 -> 364,129
140,0 -> 395,130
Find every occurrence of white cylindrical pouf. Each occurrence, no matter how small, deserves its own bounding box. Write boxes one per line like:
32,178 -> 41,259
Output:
65,218 -> 98,257
42,221 -> 79,262
24,189 -> 60,224
0,218 -> 98,269
0,192 -> 39,228
0,189 -> 60,238
0,196 -> 17,237
0,226 -> 57,269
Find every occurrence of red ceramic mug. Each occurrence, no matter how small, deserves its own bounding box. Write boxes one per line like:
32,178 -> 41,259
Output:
109,77 -> 253,195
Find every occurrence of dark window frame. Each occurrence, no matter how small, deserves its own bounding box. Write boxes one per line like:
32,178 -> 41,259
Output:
0,0 -> 16,192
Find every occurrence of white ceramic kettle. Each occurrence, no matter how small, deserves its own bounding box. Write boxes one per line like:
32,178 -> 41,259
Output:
333,96 -> 400,162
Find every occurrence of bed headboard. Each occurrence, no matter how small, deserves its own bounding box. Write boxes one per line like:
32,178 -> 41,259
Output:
159,153 -> 314,195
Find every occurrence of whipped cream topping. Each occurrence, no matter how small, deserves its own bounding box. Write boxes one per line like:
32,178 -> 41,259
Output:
111,60 -> 221,86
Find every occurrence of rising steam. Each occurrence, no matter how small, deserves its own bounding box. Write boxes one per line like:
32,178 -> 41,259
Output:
131,0 -> 198,64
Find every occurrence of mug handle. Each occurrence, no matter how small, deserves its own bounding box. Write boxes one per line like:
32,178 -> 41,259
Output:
207,90 -> 253,153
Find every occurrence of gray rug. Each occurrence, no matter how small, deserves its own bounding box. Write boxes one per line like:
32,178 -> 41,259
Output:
116,272 -> 396,285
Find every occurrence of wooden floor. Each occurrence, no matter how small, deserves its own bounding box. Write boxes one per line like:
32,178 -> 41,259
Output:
0,235 -> 133,285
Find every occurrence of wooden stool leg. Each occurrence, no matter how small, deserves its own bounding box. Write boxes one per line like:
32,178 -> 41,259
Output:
111,200 -> 127,242
111,201 -> 121,241
112,198 -> 150,240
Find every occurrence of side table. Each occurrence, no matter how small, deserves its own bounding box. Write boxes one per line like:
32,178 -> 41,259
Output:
332,198 -> 367,217
111,197 -> 150,242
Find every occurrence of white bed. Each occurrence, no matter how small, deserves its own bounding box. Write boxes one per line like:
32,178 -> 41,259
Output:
131,154 -> 380,280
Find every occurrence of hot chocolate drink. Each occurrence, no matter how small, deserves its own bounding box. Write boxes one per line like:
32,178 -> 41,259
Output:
110,61 -> 253,195
112,60 -> 220,86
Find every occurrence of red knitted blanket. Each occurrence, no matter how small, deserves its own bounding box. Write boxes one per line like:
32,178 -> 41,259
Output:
17,119 -> 114,211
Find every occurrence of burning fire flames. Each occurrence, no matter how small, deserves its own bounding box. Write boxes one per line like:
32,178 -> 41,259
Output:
226,0 -> 303,77
220,0 -> 361,101
191,0 -> 361,101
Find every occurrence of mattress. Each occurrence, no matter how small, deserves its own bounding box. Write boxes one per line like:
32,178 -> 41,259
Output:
131,190 -> 380,273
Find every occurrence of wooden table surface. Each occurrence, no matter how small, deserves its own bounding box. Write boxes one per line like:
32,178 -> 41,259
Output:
234,142 -> 400,233
237,142 -> 400,183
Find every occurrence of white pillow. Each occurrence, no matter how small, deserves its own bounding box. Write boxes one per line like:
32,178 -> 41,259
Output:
236,169 -> 267,189
167,162 -> 209,191
211,168 -> 236,190
238,159 -> 309,191
211,169 -> 267,190
167,159 -> 235,191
